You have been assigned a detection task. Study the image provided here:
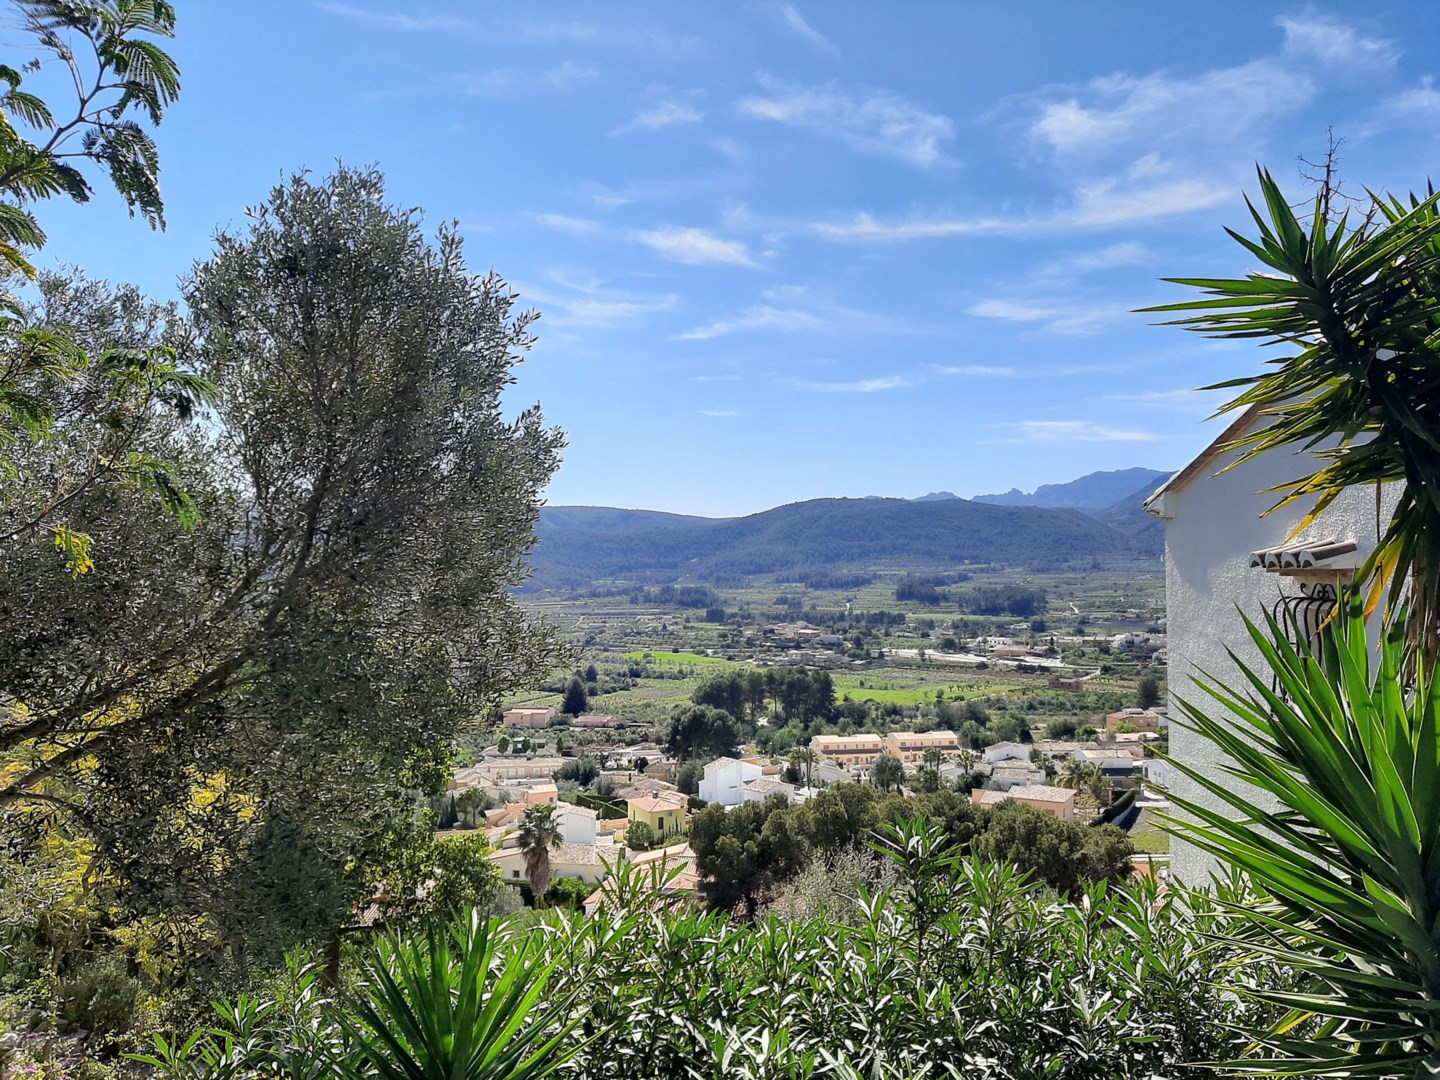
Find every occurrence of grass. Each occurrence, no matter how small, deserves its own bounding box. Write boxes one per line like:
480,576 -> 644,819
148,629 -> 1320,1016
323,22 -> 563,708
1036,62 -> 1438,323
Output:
625,650 -> 736,668
1130,827 -> 1171,855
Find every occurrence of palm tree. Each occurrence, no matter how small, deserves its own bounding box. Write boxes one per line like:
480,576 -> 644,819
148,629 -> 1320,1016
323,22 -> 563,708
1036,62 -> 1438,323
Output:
516,805 -> 561,904
789,746 -> 817,789
1147,168 -> 1440,662
871,753 -> 904,793
922,747 -> 945,772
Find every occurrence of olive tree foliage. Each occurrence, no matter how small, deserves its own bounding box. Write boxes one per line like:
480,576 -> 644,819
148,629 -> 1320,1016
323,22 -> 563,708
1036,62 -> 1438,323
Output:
0,167 -> 565,955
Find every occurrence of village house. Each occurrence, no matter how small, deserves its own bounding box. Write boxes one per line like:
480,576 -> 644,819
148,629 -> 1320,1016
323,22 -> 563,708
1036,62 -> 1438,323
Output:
488,843 -> 608,889
1145,403 -> 1397,882
741,776 -> 797,804
627,792 -> 687,838
571,713 -> 621,728
554,802 -> 599,845
982,741 -> 1031,765
808,733 -> 884,768
883,730 -> 960,763
1105,708 -> 1163,733
503,706 -> 555,728
699,756 -> 763,805
972,784 -> 1077,820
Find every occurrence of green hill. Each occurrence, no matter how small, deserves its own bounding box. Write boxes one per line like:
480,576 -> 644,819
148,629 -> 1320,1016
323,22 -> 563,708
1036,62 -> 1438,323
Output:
527,496 -> 1158,589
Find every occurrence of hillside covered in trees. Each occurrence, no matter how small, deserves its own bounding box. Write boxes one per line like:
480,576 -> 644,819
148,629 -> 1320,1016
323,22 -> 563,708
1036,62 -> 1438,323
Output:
529,493 -> 1161,588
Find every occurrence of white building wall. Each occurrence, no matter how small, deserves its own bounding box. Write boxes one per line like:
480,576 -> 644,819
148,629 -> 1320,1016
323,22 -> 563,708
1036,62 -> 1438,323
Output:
1152,426 -> 1393,883
699,759 -> 762,806
556,808 -> 597,846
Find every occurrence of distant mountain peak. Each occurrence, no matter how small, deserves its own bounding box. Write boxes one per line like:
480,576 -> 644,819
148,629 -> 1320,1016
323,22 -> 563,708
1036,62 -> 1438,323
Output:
913,491 -> 960,502
972,467 -> 1172,511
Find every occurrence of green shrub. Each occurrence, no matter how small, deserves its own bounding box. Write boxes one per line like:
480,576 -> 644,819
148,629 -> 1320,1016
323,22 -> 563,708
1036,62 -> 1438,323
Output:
56,957 -> 140,1034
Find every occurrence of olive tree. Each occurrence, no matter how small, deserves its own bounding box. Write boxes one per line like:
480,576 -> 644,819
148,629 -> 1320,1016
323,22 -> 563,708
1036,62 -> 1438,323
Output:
0,166 -> 565,958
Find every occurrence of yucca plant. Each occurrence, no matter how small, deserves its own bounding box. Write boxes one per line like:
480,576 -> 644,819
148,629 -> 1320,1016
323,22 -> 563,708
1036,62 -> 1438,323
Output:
1165,597 -> 1440,1075
340,909 -> 585,1080
1145,168 -> 1440,663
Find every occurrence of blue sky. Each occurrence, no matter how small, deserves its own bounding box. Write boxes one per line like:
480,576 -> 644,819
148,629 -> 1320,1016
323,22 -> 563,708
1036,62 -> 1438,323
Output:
29,2 -> 1440,515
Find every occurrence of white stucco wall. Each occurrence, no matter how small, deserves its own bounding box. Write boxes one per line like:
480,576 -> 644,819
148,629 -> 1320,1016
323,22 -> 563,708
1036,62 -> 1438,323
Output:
699,759 -> 762,805
1152,424 -> 1394,884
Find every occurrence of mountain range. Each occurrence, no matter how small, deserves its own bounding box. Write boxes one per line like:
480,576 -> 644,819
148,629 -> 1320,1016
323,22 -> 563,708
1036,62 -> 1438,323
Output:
970,467 -> 1172,510
526,468 -> 1174,591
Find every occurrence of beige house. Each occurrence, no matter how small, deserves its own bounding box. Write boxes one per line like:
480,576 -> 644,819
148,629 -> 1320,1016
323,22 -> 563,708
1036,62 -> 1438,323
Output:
503,706 -> 555,728
972,784 -> 1077,820
488,843 -> 609,888
883,730 -> 960,763
809,733 -> 884,767
1105,708 -> 1162,733
522,783 -> 559,807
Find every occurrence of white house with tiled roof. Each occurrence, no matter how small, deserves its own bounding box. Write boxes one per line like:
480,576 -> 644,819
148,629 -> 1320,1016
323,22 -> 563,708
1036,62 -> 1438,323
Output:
699,756 -> 761,806
1145,405 -> 1396,883
487,843 -> 609,888
741,776 -> 797,804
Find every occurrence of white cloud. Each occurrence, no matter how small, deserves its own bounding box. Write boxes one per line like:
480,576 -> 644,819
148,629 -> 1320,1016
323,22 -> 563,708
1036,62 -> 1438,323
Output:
1028,61 -> 1308,157
1042,242 -> 1149,275
1382,76 -> 1440,115
967,298 -> 1120,335
737,75 -> 954,167
457,61 -> 601,96
521,269 -> 679,328
633,226 -> 756,267
317,2 -> 476,32
693,374 -> 743,382
530,213 -> 604,238
678,285 -> 904,340
1278,14 -> 1396,67
698,409 -> 740,417
806,172 -> 1230,242
933,364 -> 1018,377
1010,420 -> 1159,442
613,100 -> 704,135
1108,388 -> 1199,403
774,3 -> 839,56
792,376 -> 907,393
320,6 -> 698,53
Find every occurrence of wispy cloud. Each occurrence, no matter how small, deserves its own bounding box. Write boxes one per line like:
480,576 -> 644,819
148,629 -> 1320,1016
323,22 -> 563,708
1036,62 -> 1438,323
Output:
613,99 -> 704,136
1107,388 -> 1204,404
1008,420 -> 1160,442
932,364 -> 1018,377
737,75 -> 953,167
693,373 -> 743,382
530,213 -> 604,238
1025,59 -> 1310,159
791,376 -> 907,393
805,172 -> 1230,242
320,5 -> 699,53
1042,242 -> 1149,275
678,285 -> 905,340
317,2 -> 475,32
1381,76 -> 1440,115
457,62 -> 601,96
773,3 -> 840,57
967,297 -> 1125,335
520,269 -> 680,329
1277,14 -> 1396,67
698,409 -> 740,417
634,226 -> 757,267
